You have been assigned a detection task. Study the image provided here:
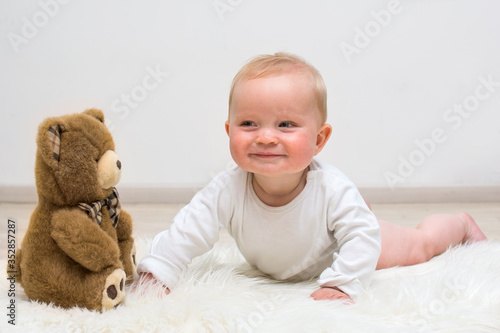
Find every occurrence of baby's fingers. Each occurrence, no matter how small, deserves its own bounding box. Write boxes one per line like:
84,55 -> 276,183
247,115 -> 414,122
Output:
132,273 -> 170,297
310,287 -> 353,304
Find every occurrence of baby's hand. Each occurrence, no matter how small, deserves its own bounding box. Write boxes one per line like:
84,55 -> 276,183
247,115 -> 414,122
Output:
310,287 -> 353,303
133,273 -> 170,296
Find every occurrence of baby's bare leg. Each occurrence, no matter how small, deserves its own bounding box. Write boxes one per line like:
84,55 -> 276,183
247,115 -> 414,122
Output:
376,213 -> 487,269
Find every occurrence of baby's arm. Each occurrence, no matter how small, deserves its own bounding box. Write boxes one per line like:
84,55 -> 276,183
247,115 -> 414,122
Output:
135,172 -> 232,294
314,186 -> 381,302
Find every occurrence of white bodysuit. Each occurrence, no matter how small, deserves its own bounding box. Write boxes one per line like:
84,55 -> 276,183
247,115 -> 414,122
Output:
137,158 -> 381,300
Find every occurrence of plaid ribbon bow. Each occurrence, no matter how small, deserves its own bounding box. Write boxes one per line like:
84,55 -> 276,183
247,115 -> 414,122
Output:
77,187 -> 121,227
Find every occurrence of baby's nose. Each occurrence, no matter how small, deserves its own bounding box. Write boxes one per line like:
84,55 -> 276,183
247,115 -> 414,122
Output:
256,129 -> 278,144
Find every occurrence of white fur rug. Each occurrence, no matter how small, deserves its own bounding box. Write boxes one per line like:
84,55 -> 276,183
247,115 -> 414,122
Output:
2,238 -> 500,332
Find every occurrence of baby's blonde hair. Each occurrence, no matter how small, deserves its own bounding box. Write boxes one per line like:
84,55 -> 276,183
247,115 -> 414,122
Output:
228,52 -> 327,124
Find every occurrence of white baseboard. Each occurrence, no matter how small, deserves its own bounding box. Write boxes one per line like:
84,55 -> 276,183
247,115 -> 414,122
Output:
0,185 -> 499,204
357,186 -> 500,204
0,186 -> 38,203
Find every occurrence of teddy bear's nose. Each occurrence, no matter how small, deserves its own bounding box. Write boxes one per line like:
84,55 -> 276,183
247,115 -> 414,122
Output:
116,160 -> 122,170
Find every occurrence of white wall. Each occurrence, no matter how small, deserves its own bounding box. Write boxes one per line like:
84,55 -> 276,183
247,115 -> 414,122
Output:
1,0 -> 499,193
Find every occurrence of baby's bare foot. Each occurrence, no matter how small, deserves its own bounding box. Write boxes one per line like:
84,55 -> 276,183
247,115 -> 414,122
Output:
460,212 -> 488,243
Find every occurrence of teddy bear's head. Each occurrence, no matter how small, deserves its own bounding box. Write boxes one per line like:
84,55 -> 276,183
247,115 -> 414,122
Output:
35,109 -> 122,206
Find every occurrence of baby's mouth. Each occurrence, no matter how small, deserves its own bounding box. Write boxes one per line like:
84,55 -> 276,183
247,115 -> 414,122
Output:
251,153 -> 284,159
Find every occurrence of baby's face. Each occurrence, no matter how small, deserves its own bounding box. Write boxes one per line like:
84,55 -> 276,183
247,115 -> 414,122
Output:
226,72 -> 329,178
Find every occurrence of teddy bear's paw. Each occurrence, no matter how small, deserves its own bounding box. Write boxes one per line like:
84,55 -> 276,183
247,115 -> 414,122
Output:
102,268 -> 126,311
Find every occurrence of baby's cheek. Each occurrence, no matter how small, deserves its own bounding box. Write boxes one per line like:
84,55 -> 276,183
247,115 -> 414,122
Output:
229,135 -> 247,160
288,135 -> 317,157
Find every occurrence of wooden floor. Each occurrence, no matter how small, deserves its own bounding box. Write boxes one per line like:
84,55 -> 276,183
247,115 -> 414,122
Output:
1,202 -> 499,256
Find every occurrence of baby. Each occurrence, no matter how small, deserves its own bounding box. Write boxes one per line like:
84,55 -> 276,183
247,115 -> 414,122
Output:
136,52 -> 487,302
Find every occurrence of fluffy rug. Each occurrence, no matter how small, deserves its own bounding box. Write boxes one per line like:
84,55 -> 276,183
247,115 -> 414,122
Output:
2,238 -> 500,332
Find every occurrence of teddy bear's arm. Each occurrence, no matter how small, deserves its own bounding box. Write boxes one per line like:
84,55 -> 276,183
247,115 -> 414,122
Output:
50,208 -> 121,272
115,210 -> 136,278
116,209 -> 133,241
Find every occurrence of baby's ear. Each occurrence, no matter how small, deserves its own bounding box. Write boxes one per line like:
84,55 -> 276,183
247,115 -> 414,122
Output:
83,108 -> 105,123
315,123 -> 332,155
37,118 -> 67,170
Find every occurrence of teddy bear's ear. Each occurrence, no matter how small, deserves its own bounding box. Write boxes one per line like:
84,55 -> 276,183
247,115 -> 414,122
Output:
83,108 -> 105,124
37,119 -> 67,170
47,124 -> 65,163
45,124 -> 66,169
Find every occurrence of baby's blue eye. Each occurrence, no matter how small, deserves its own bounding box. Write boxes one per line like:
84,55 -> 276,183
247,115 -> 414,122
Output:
279,122 -> 293,128
241,121 -> 255,126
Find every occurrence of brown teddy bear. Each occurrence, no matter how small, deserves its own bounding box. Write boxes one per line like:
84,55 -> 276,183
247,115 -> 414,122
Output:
14,109 -> 136,311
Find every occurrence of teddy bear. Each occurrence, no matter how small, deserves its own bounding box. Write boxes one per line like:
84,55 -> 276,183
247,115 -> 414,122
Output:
14,109 -> 136,311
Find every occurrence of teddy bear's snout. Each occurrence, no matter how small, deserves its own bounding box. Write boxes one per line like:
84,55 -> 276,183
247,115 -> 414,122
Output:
97,150 -> 122,189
